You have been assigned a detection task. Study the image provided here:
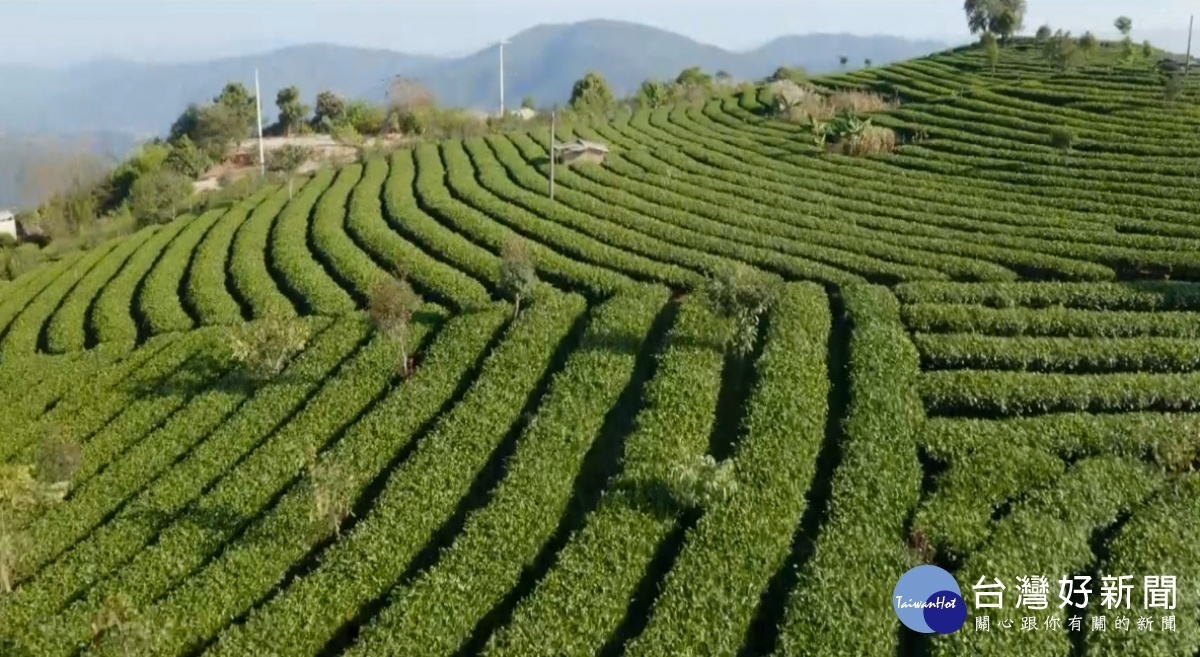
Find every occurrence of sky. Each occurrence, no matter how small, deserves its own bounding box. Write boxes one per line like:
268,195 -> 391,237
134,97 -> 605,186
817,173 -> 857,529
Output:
1,0 -> 1196,67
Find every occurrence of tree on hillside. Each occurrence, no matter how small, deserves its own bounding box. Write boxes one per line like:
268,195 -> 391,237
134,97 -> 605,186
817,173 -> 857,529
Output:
164,135 -> 212,179
368,271 -> 422,376
964,0 -> 1027,41
229,315 -> 310,383
637,80 -> 671,109
1079,31 -> 1099,60
266,144 -> 312,198
700,264 -> 777,357
388,77 -> 435,115
521,95 -> 536,111
982,32 -> 1001,72
1142,40 -> 1154,58
839,55 -> 849,68
128,169 -> 193,226
1115,16 -> 1133,36
1035,24 -> 1053,41
715,70 -> 733,85
569,71 -> 615,114
213,82 -> 257,136
1043,29 -> 1080,71
275,86 -> 310,137
769,66 -> 808,84
313,91 -> 346,130
676,66 -> 713,88
170,100 -> 251,162
499,235 -> 537,318
864,58 -> 873,67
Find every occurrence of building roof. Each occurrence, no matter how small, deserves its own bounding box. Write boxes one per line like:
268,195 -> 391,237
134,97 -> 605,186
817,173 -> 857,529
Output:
554,138 -> 609,154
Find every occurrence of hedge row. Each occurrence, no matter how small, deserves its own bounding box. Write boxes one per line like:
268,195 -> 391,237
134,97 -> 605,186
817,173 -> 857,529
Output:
229,183 -> 301,319
0,317 -> 365,633
0,239 -> 121,359
137,208 -> 226,335
356,156 -> 492,311
625,283 -> 831,656
209,293 -> 585,656
185,187 -> 277,326
429,142 -> 632,298
12,311 -> 446,655
44,227 -> 159,352
0,253 -> 85,340
486,298 -> 729,656
778,284 -> 924,656
921,370 -> 1200,416
345,288 -> 666,656
895,281 -> 1200,311
268,168 -> 356,315
89,217 -> 193,345
913,333 -> 1200,373
902,302 -> 1200,338
101,307 -> 509,657
310,162 -> 385,303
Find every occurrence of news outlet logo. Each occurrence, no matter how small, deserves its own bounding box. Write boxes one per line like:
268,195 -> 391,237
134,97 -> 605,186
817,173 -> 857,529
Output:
893,565 -> 967,634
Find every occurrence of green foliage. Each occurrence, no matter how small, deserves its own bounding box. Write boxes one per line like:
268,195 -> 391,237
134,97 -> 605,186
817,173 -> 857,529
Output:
1043,29 -> 1080,70
769,65 -> 809,84
1079,31 -> 1098,59
229,315 -> 311,383
1142,39 -> 1154,59
700,264 -> 776,356
1035,24 -> 1053,40
265,144 -> 312,175
668,454 -> 736,508
341,100 -> 387,135
164,135 -> 212,178
312,90 -> 346,129
636,79 -> 672,109
675,66 -> 712,88
520,95 -> 536,110
367,271 -> 423,373
0,464 -> 67,593
1049,125 -> 1075,150
1163,68 -> 1185,102
981,31 -> 1000,71
498,235 -> 537,316
569,71 -> 615,114
128,169 -> 193,226
963,0 -> 1026,39
275,85 -> 310,136
839,55 -> 849,67
1115,15 -> 1133,36
305,458 -> 354,539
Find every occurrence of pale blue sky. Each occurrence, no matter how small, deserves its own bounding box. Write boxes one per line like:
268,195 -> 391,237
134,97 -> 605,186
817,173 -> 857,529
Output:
1,0 -> 1195,66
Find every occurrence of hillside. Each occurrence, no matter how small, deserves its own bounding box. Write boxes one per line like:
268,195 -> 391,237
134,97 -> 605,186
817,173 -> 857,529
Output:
0,39 -> 1198,657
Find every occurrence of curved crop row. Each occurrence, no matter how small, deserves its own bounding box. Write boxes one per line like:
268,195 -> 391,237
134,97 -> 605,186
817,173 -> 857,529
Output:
229,184 -> 301,319
914,334 -> 1200,373
137,208 -> 228,335
345,287 -> 667,656
185,187 -> 277,325
268,168 -> 356,315
355,157 -> 491,311
487,298 -> 729,656
90,217 -> 193,345
0,253 -> 87,341
309,162 -> 385,303
206,294 -> 586,656
0,317 -> 365,630
895,281 -> 1200,311
902,302 -> 1200,338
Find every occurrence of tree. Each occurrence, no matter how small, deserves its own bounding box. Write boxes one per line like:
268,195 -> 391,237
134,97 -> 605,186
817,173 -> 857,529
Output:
715,70 -> 733,85
569,71 -> 615,114
982,32 -> 1000,72
1142,40 -> 1154,58
839,55 -> 849,68
963,0 -> 1027,41
387,77 -> 435,115
1163,69 -> 1184,102
128,170 -> 193,226
1035,24 -> 1053,41
1115,16 -> 1133,37
520,95 -> 536,111
769,66 -> 808,84
1043,29 -> 1080,71
306,457 -> 354,539
700,265 -> 776,357
275,86 -> 310,137
676,66 -> 712,88
670,455 -> 737,509
213,82 -> 257,139
266,144 -> 312,198
499,235 -> 537,318
1079,31 -> 1099,60
313,90 -> 346,129
637,80 -> 671,109
189,103 -> 250,161
164,135 -> 212,178
229,315 -> 310,383
367,271 -> 422,376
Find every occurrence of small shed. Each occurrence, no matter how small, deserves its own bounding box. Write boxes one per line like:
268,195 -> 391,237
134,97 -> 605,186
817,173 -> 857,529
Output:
0,211 -> 16,240
554,139 -> 609,166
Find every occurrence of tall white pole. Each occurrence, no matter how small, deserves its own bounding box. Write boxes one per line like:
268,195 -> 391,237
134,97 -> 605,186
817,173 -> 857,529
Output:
499,41 -> 506,117
1187,14 -> 1194,76
255,68 -> 265,176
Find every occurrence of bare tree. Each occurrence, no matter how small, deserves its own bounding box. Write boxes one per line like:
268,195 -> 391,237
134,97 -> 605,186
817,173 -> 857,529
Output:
499,235 -> 537,317
368,271 -> 423,376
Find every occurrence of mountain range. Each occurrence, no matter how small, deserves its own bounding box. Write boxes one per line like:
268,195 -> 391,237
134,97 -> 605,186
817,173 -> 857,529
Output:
0,19 -> 949,208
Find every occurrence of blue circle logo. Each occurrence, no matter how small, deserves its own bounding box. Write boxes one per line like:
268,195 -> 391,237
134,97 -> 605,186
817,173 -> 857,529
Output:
893,565 -> 966,634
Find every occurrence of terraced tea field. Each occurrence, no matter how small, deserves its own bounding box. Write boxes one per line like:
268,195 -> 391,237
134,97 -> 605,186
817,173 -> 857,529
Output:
0,41 -> 1198,656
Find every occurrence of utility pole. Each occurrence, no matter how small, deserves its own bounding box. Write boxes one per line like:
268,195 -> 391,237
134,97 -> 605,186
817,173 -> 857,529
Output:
499,40 -> 508,117
549,111 -> 556,200
1187,14 -> 1195,76
255,68 -> 266,176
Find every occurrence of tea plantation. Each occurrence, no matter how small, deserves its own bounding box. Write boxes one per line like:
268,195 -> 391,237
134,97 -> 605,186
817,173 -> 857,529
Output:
0,40 -> 1197,656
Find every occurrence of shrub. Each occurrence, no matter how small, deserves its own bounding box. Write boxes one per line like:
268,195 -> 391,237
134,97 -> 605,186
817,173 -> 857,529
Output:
229,315 -> 311,383
841,125 -> 898,156
498,235 -> 537,317
5,244 -> 45,279
670,454 -> 738,509
367,272 -> 423,375
1049,126 -> 1075,150
701,264 -> 777,356
128,169 -> 194,226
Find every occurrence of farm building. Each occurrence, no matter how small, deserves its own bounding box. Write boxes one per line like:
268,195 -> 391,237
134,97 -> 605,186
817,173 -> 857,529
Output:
0,211 -> 16,240
554,139 -> 609,166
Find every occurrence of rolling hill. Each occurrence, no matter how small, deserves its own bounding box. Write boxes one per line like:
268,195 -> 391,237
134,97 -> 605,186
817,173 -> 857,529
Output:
0,38 -> 1197,657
